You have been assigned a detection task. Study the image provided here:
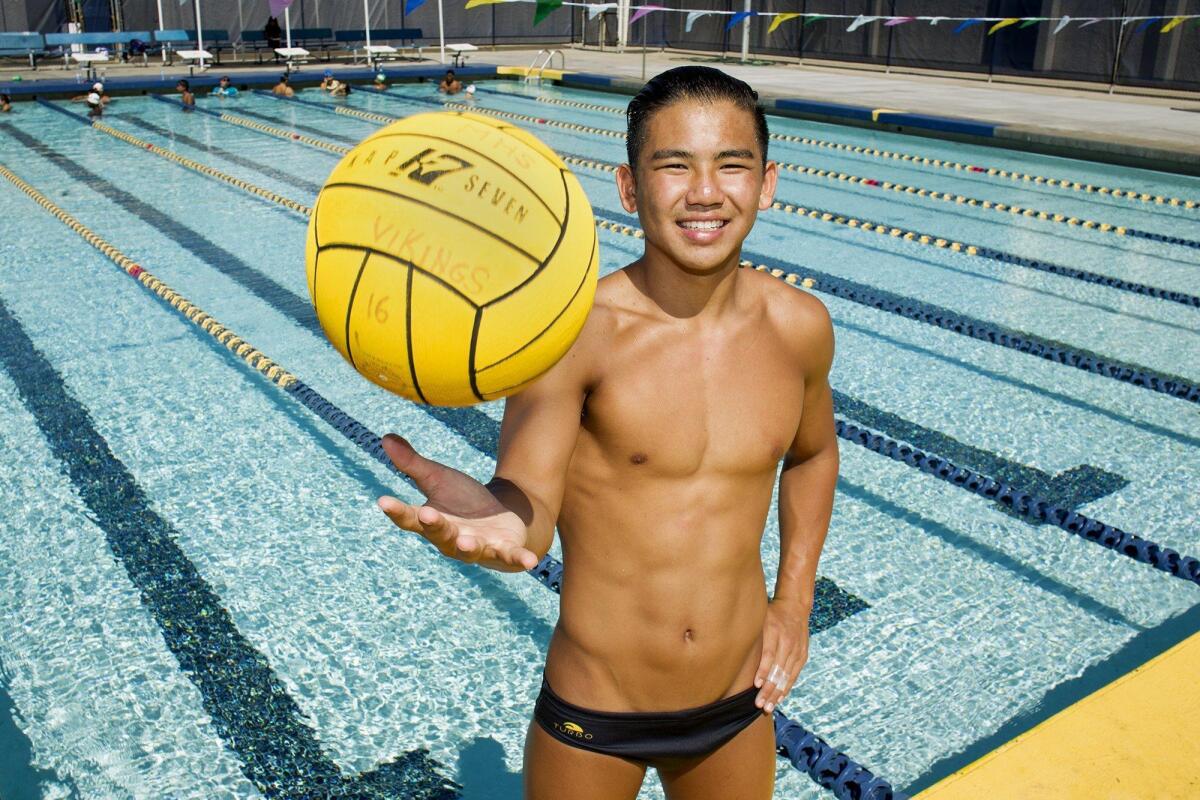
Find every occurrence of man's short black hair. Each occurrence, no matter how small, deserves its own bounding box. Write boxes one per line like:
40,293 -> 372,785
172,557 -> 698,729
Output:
177,79 -> 189,89
626,66 -> 768,169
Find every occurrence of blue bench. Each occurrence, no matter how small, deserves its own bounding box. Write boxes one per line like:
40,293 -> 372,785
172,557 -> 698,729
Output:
150,29 -> 190,63
0,32 -> 46,69
289,27 -> 336,60
335,28 -> 425,65
182,29 -> 231,63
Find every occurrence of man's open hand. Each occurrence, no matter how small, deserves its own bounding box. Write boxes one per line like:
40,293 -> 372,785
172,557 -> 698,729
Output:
377,434 -> 539,573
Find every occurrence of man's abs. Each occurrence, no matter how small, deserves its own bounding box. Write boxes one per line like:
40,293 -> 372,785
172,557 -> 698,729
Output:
543,555 -> 769,713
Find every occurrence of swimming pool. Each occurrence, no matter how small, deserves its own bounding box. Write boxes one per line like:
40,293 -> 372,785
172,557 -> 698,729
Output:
0,75 -> 1198,800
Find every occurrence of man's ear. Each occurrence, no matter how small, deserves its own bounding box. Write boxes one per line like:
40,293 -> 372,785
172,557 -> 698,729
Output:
616,163 -> 638,214
758,160 -> 779,211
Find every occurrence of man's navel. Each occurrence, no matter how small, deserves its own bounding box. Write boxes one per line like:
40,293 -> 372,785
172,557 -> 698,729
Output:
630,452 -> 648,465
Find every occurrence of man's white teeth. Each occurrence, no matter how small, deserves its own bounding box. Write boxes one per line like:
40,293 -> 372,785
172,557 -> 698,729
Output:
679,220 -> 725,230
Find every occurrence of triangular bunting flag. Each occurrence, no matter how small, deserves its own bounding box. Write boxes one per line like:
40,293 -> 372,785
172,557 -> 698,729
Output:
587,3 -> 616,20
987,18 -> 1019,35
1079,18 -> 1102,28
1161,16 -> 1185,33
953,18 -> 984,34
1135,17 -> 1163,33
1052,16 -> 1071,34
268,0 -> 295,15
533,0 -> 562,25
1018,17 -> 1045,29
405,0 -> 426,14
629,5 -> 664,25
927,17 -> 946,26
846,15 -> 879,33
768,12 -> 800,34
684,11 -> 710,32
803,14 -> 827,26
884,17 -> 915,27
725,10 -> 755,31
465,0 -> 509,9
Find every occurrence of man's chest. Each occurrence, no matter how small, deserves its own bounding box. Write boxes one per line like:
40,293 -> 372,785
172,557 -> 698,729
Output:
582,326 -> 804,476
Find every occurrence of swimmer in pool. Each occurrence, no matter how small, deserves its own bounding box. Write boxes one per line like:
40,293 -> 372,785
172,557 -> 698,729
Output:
176,79 -> 195,110
378,66 -> 837,799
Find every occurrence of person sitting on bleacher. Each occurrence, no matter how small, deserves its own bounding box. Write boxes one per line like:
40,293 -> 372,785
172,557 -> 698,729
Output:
438,70 -> 461,95
272,74 -> 294,98
212,75 -> 238,98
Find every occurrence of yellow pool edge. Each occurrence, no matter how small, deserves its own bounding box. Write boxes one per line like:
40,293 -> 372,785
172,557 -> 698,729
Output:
915,629 -> 1200,800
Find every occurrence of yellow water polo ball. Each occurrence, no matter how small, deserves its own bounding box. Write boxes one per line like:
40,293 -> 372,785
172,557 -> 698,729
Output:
305,111 -> 599,406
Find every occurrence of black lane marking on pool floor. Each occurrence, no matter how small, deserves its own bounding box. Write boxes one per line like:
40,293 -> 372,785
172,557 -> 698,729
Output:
0,296 -> 459,800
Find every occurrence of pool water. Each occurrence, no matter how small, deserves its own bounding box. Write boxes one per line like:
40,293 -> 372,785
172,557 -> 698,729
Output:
0,77 -> 1198,800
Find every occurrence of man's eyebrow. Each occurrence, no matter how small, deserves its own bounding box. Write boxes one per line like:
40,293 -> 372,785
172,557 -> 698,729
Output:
716,149 -> 756,160
650,148 -> 693,160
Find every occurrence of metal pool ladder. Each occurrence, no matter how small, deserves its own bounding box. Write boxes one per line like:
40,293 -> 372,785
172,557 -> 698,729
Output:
525,49 -> 565,84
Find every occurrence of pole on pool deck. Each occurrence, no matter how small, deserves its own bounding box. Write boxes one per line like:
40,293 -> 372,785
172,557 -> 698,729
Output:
363,0 -> 372,51
438,0 -> 446,64
739,0 -> 749,62
156,0 -> 165,63
194,0 -> 206,70
285,6 -> 293,49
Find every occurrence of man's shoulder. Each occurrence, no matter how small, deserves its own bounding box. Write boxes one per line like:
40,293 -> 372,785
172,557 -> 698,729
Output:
743,267 -> 833,365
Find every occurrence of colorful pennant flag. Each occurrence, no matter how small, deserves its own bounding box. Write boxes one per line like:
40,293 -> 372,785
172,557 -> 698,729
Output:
1135,17 -> 1163,33
465,0 -> 510,9
846,15 -> 879,33
533,0 -> 562,25
685,11 -> 711,33
768,12 -> 800,34
803,14 -> 827,27
1018,17 -> 1045,29
629,5 -> 664,25
1079,18 -> 1102,28
1052,16 -> 1072,34
587,3 -> 616,20
987,18 -> 1019,35
725,10 -> 755,31
268,0 -> 295,15
927,17 -> 946,25
405,0 -> 427,14
884,17 -> 915,27
1161,16 -> 1186,33
953,18 -> 984,34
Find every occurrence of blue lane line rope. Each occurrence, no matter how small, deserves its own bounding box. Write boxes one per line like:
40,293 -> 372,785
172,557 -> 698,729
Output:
835,419 -> 1200,587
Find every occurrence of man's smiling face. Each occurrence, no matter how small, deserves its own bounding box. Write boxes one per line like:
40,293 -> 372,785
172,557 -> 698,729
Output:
618,98 -> 777,276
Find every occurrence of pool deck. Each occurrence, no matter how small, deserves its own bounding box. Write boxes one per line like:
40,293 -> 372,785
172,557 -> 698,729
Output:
913,630 -> 1200,800
2,46 -> 1198,174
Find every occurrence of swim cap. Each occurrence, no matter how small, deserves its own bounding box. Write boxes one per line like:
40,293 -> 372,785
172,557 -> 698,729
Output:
466,84 -> 476,94
324,69 -> 333,78
376,72 -> 385,81
92,82 -> 103,91
87,92 -> 100,106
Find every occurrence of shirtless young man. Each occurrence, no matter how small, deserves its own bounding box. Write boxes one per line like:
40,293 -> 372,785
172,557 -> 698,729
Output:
378,66 -> 838,798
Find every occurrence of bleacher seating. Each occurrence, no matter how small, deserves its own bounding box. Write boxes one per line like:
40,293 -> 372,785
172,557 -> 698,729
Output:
0,33 -> 46,69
